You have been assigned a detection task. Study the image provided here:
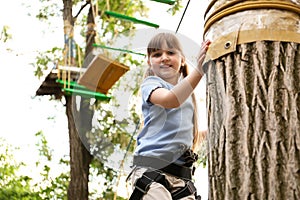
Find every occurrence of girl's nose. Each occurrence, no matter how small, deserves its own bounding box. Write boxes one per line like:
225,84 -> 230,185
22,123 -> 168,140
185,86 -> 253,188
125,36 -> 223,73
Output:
161,52 -> 169,62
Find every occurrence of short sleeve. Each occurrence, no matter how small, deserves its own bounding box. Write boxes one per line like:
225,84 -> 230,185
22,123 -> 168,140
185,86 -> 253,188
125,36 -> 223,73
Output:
141,76 -> 165,105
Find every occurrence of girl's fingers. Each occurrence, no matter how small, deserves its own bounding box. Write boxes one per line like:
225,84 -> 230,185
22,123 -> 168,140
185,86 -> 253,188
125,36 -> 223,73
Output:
197,53 -> 205,64
199,40 -> 210,54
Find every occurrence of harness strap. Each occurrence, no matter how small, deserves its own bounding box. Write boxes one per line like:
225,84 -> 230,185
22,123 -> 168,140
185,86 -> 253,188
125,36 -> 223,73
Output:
171,180 -> 200,200
129,170 -> 168,200
129,169 -> 200,200
133,156 -> 193,180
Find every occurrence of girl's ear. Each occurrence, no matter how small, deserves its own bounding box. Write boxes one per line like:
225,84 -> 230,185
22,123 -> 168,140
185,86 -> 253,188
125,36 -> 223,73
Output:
181,56 -> 186,66
147,59 -> 151,66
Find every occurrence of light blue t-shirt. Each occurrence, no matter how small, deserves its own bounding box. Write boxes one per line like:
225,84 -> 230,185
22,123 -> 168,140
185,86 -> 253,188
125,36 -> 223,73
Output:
134,76 -> 194,163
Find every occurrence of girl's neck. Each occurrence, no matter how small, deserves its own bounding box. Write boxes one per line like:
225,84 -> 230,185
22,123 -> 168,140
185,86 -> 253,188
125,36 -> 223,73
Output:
160,74 -> 180,85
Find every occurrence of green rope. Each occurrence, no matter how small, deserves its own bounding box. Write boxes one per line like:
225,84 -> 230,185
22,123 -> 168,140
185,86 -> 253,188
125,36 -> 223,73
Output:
150,0 -> 175,5
56,79 -> 111,101
93,43 -> 146,56
63,88 -> 111,101
105,11 -> 159,28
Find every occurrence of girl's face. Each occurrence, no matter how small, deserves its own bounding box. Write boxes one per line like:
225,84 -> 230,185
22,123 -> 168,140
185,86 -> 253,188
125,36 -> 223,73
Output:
148,42 -> 185,83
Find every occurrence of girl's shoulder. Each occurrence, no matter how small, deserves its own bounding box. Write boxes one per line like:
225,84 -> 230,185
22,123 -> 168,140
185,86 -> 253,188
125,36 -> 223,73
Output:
143,76 -> 172,88
143,76 -> 163,82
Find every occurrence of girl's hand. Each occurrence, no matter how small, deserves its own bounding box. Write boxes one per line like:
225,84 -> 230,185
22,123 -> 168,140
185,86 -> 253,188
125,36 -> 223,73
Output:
197,40 -> 211,75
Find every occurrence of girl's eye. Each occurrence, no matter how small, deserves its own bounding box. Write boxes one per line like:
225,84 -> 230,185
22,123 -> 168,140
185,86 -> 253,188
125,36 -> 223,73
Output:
167,51 -> 175,55
151,50 -> 176,57
152,52 -> 162,57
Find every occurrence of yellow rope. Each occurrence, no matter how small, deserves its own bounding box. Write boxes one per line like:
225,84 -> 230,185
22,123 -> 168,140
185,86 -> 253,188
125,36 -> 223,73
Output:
62,46 -> 68,88
106,0 -> 110,11
67,38 -> 72,88
67,63 -> 70,89
204,1 -> 300,34
56,62 -> 60,80
90,0 -> 101,44
77,43 -> 82,68
62,67 -> 67,88
62,20 -> 78,89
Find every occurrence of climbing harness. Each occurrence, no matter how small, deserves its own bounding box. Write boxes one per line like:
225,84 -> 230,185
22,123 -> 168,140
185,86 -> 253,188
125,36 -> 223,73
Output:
129,168 -> 201,200
133,156 -> 194,180
129,150 -> 201,200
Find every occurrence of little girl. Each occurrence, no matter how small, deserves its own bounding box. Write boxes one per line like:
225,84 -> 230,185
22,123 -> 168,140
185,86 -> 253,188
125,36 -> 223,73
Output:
128,32 -> 210,200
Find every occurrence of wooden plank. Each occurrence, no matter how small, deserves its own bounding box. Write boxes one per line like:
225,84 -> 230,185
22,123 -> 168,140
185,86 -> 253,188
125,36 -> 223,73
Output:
78,54 -> 129,94
53,65 -> 87,73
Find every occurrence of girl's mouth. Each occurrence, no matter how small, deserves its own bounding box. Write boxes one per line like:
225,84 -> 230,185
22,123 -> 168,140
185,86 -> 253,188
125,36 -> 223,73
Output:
160,64 -> 171,68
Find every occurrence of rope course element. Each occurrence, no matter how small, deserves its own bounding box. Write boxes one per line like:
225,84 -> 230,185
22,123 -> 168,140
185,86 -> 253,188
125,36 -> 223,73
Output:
105,10 -> 159,28
62,87 -> 111,101
150,0 -> 176,5
175,0 -> 191,33
56,78 -> 111,101
93,43 -> 146,57
57,18 -> 112,101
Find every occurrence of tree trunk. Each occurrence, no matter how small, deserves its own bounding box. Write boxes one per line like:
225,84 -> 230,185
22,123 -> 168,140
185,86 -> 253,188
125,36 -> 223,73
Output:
63,0 -> 92,199
66,95 -> 91,200
204,1 -> 300,199
206,41 -> 300,199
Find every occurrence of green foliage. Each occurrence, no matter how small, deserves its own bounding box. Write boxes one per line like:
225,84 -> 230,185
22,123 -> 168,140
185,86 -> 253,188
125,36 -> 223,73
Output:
167,0 -> 183,15
0,138 -> 40,199
196,140 -> 207,168
33,131 -> 69,200
32,47 -> 63,79
97,0 -> 149,38
0,131 -> 69,200
26,0 -> 62,21
35,131 -> 53,161
0,134 -> 70,199
89,159 -> 117,199
0,25 -> 12,43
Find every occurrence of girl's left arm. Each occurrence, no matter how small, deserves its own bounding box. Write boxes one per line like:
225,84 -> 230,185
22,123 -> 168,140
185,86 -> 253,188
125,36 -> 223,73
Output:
148,40 -> 211,108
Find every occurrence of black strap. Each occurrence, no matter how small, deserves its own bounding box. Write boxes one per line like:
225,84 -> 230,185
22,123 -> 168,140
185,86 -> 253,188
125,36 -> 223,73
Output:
171,181 -> 198,200
133,156 -> 193,180
129,170 -> 168,200
129,169 -> 201,200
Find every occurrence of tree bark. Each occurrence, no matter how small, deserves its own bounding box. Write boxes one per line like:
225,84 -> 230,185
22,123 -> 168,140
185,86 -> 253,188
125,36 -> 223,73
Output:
206,41 -> 300,199
66,95 -> 91,200
63,0 -> 92,199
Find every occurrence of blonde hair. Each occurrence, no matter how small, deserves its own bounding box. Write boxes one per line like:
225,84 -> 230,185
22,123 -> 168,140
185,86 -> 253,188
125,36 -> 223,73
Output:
145,32 -> 203,152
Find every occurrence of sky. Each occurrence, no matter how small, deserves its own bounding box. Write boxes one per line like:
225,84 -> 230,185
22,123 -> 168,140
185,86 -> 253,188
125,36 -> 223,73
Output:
0,0 -> 69,173
0,0 -> 209,198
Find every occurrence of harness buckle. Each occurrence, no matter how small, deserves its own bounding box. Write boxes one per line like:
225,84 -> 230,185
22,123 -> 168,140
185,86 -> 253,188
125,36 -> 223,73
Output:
171,180 -> 197,200
186,181 -> 196,194
134,184 -> 149,194
134,173 -> 153,194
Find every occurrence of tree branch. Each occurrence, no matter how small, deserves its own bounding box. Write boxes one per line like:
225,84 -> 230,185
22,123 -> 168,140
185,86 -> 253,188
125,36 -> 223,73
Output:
74,0 -> 90,19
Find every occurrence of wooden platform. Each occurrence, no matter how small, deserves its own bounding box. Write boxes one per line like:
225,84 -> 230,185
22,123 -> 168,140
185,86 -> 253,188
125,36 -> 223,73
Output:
35,66 -> 84,99
36,54 -> 129,99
